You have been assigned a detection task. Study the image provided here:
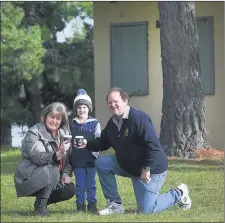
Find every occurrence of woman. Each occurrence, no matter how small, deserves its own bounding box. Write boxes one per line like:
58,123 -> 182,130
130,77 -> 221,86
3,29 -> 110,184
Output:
14,102 -> 75,217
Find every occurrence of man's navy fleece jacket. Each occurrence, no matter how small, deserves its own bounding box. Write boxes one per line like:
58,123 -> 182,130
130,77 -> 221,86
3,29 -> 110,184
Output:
86,107 -> 168,176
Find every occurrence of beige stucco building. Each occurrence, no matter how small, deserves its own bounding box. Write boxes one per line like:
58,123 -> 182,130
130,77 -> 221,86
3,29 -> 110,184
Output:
93,1 -> 225,149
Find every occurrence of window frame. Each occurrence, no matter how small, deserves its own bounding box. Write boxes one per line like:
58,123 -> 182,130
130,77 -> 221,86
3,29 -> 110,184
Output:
196,16 -> 215,95
110,21 -> 149,96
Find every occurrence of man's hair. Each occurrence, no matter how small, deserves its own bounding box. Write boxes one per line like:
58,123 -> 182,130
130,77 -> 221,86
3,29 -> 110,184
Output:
106,87 -> 129,103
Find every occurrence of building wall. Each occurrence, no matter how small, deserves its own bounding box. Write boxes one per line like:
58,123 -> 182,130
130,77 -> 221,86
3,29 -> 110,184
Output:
93,2 -> 225,149
196,2 -> 224,149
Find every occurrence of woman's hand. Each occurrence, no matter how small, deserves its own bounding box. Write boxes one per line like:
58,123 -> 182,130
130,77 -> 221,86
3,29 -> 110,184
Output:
56,150 -> 64,160
62,140 -> 71,151
61,173 -> 72,185
56,141 -> 71,160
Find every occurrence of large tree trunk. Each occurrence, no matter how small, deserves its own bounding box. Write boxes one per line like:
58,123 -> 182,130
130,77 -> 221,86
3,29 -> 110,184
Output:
30,91 -> 42,126
24,79 -> 43,127
0,119 -> 12,147
158,2 -> 208,158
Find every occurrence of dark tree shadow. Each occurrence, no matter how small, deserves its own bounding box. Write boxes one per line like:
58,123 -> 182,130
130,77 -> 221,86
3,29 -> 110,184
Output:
1,152 -> 21,174
2,209 -> 34,216
49,209 -> 76,214
3,208 -> 76,217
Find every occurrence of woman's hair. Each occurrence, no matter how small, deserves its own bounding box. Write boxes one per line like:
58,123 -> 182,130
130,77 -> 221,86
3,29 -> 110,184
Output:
41,102 -> 69,130
106,87 -> 129,103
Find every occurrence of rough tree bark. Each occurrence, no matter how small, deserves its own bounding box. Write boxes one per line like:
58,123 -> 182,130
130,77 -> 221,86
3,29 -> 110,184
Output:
24,79 -> 42,127
158,2 -> 208,158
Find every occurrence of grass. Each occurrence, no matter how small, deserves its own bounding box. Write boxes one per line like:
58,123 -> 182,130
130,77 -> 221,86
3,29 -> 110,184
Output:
1,148 -> 224,222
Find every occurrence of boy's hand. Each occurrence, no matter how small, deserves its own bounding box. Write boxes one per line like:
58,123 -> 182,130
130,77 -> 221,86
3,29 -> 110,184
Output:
73,138 -> 87,148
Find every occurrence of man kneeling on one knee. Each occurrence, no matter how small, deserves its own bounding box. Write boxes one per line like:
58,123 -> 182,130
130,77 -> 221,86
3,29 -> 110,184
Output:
75,87 -> 192,215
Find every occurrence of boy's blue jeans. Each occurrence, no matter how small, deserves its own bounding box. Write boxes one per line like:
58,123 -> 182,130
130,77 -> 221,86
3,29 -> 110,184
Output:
96,155 -> 182,214
74,167 -> 97,205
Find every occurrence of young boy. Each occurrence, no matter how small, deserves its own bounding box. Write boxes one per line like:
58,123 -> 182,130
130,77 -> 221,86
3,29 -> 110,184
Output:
69,89 -> 101,213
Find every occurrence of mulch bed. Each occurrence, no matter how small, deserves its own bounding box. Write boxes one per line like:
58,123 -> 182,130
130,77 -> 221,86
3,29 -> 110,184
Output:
168,148 -> 224,166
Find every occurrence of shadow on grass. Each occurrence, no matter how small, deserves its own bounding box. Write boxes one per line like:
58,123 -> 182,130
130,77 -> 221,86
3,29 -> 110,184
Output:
3,208 -> 136,217
2,208 -> 76,217
1,152 -> 21,174
1,164 -> 18,175
49,209 -> 78,214
50,208 -> 136,214
1,152 -> 21,163
125,209 -> 136,214
3,209 -> 34,217
168,159 -> 224,172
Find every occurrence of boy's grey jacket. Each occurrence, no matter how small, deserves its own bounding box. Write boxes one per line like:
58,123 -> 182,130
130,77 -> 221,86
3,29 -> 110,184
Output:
14,122 -> 73,197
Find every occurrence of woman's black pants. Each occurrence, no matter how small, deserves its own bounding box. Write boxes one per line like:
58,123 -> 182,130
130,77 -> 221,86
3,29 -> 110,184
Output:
31,182 -> 76,205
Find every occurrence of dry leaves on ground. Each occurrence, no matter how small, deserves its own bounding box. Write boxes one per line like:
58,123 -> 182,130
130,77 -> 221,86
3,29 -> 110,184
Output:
168,148 -> 224,166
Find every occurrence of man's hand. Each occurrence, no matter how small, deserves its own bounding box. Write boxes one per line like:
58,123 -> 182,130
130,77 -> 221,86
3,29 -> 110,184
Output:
140,168 -> 151,184
61,173 -> 72,185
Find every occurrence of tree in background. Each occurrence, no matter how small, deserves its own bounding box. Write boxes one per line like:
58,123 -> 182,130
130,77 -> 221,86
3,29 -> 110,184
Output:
19,1 -> 94,125
1,2 -> 94,146
158,1 -> 208,158
1,2 -> 45,146
41,23 -> 94,114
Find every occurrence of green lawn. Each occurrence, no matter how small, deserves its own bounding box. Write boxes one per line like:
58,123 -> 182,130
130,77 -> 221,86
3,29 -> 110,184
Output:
1,148 -> 224,222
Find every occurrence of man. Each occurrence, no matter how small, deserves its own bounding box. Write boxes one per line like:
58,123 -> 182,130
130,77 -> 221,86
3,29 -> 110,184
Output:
77,87 -> 192,215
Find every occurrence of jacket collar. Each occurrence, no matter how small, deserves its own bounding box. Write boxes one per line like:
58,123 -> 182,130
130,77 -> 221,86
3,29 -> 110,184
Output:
73,116 -> 97,124
122,105 -> 130,119
37,122 -> 67,142
112,105 -> 130,122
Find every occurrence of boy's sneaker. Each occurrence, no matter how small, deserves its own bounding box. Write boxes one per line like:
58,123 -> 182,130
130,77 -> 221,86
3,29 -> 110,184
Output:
98,201 -> 125,215
177,183 -> 192,210
87,203 -> 98,214
77,203 -> 86,212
